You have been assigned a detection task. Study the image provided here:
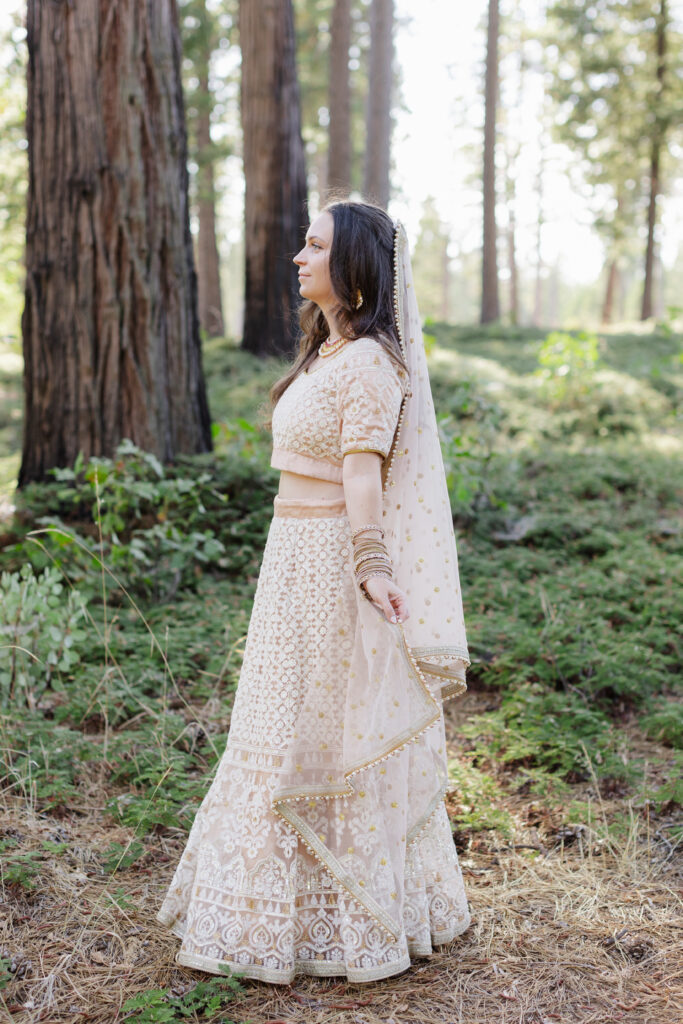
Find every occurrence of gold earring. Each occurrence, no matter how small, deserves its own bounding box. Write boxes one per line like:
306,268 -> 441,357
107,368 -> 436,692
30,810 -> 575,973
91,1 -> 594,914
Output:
355,289 -> 363,310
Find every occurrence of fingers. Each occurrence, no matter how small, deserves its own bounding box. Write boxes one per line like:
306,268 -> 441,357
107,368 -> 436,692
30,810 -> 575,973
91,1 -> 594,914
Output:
386,589 -> 410,623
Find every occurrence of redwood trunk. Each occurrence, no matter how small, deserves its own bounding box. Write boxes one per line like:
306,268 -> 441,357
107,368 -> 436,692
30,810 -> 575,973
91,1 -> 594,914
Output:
364,0 -> 394,208
19,0 -> 212,487
480,0 -> 500,324
328,0 -> 352,197
240,0 -> 308,357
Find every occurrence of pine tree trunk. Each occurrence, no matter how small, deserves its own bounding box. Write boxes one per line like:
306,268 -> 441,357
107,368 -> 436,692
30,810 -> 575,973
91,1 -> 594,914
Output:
328,0 -> 352,197
641,0 -> 667,321
601,258 -> 619,324
240,0 -> 308,357
19,0 -> 212,487
196,62 -> 225,338
364,0 -> 394,208
532,156 -> 544,328
480,0 -> 500,324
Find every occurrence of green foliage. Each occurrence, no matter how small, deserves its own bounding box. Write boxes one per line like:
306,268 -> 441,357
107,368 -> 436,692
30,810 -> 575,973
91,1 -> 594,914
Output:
101,839 -> 146,874
0,839 -> 43,891
0,564 -> 89,708
0,325 -> 680,832
640,700 -> 683,749
448,758 -> 514,837
121,974 -> 243,1023
461,684 -> 630,781
535,329 -> 601,406
6,436 -> 276,602
0,956 -> 12,990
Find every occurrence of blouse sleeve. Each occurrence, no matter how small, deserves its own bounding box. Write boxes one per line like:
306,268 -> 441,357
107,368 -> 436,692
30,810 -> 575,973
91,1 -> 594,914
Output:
335,346 -> 407,459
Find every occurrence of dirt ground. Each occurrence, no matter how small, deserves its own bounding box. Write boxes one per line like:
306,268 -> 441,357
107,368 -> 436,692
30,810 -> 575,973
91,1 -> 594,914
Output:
2,693 -> 681,1024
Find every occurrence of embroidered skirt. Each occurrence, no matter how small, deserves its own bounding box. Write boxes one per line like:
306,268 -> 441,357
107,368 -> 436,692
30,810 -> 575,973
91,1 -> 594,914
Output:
156,494 -> 470,984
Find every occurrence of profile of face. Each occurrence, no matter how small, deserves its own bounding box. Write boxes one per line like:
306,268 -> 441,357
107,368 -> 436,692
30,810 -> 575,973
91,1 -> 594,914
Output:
293,211 -> 338,310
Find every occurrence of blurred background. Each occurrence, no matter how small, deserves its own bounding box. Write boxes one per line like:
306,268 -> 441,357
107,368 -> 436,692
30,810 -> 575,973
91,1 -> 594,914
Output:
1,0 -> 682,345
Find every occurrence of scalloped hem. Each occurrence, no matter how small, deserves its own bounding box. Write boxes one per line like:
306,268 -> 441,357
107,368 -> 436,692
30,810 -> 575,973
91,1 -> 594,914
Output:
159,911 -> 471,985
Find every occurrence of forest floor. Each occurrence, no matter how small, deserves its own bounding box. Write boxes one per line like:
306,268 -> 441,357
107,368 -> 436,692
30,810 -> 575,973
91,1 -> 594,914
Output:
0,323 -> 681,1023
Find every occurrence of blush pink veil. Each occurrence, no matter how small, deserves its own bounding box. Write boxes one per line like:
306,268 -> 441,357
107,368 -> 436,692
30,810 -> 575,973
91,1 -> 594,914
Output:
270,219 -> 470,942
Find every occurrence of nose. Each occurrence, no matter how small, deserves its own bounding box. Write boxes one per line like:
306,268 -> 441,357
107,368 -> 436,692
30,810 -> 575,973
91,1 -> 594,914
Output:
293,247 -> 306,267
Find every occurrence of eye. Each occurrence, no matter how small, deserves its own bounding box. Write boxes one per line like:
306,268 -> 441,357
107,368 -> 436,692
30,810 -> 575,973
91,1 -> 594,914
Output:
310,241 -> 322,250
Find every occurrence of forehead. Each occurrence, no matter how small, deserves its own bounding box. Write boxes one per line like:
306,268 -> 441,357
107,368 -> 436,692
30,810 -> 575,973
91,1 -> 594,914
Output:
306,211 -> 333,241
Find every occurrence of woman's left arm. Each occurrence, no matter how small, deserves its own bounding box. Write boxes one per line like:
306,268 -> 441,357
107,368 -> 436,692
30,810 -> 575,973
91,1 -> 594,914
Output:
342,452 -> 410,623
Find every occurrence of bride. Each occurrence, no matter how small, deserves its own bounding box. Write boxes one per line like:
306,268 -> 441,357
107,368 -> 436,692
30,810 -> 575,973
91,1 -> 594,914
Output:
156,198 -> 471,983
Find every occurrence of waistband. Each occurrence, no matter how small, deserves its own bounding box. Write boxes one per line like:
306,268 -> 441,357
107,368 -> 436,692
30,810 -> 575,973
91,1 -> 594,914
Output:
273,494 -> 348,518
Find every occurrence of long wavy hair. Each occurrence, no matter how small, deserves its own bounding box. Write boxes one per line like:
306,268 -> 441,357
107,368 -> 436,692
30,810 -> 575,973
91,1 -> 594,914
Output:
263,199 -> 409,428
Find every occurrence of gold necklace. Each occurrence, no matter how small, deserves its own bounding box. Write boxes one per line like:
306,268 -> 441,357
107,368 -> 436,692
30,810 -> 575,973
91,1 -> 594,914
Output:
319,335 -> 349,358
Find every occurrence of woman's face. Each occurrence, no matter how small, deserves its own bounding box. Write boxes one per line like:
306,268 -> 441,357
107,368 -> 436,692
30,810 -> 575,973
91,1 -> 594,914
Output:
293,211 -> 337,310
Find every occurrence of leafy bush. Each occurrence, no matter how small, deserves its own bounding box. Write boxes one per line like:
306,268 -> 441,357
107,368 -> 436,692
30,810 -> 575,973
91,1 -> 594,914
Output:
640,700 -> 683,749
535,330 -> 601,406
5,437 -> 276,601
0,564 -> 89,708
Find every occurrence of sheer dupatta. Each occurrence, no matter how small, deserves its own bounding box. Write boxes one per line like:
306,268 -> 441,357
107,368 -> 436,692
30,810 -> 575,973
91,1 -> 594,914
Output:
270,221 -> 470,942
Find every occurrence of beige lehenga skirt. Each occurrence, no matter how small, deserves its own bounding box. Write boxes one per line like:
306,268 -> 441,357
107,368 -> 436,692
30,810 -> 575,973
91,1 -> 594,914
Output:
156,494 -> 470,984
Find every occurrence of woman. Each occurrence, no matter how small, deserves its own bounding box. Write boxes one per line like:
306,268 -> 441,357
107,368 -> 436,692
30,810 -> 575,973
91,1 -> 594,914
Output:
156,199 -> 471,984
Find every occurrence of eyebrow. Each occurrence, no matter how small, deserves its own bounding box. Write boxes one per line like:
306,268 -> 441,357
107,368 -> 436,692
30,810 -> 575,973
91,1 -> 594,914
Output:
305,234 -> 325,244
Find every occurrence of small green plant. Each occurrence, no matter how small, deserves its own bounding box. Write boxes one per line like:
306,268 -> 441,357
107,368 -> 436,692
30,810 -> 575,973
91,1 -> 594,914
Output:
0,841 -> 43,891
0,955 -> 12,990
640,701 -> 683,749
121,973 -> 243,1022
0,564 -> 89,707
448,757 -> 514,837
535,329 -> 601,406
101,839 -> 146,873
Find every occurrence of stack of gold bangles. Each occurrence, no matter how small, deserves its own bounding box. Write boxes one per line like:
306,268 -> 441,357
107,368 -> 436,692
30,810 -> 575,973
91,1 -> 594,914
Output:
351,523 -> 393,599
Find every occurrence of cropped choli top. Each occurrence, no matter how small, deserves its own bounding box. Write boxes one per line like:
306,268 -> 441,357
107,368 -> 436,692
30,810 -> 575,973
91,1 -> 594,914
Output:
271,337 -> 410,484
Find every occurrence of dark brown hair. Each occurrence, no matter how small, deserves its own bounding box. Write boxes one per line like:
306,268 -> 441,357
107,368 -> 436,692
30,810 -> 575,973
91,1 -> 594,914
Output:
264,198 -> 408,426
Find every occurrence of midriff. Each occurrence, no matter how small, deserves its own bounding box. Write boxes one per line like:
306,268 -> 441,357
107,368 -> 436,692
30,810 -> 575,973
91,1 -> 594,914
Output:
277,469 -> 345,499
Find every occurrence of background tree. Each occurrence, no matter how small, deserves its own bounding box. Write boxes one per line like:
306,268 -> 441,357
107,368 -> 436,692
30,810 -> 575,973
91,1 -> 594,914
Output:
0,12 -> 27,338
19,0 -> 212,487
412,197 -> 452,322
239,0 -> 308,356
640,0 -> 671,321
547,0 -> 681,323
481,0 -> 500,324
328,0 -> 353,195
180,0 -> 237,338
364,0 -> 394,207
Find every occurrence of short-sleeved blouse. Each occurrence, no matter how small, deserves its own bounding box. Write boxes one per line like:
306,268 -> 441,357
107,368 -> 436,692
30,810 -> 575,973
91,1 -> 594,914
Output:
270,337 -> 409,483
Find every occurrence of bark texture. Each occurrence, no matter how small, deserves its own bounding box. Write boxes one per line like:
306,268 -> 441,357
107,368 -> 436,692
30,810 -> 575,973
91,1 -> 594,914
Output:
328,0 -> 352,197
240,0 -> 308,357
364,0 -> 394,208
481,0 -> 500,324
19,0 -> 212,487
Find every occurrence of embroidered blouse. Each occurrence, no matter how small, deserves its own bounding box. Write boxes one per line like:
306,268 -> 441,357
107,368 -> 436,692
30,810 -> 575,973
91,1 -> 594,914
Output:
270,337 -> 409,484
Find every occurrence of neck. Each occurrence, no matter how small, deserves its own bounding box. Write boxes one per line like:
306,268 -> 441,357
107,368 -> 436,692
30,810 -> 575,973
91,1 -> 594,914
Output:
319,301 -> 345,341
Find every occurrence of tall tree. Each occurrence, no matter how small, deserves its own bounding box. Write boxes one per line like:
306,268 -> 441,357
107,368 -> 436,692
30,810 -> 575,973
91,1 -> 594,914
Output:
547,0 -> 681,323
364,0 -> 394,207
641,0 -> 669,320
412,198 -> 452,322
481,0 -> 500,324
328,0 -> 352,195
180,0 -> 235,338
19,0 -> 212,487
240,0 -> 308,356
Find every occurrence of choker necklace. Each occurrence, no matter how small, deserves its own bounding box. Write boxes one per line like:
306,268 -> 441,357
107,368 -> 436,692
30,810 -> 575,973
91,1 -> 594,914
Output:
319,335 -> 349,358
